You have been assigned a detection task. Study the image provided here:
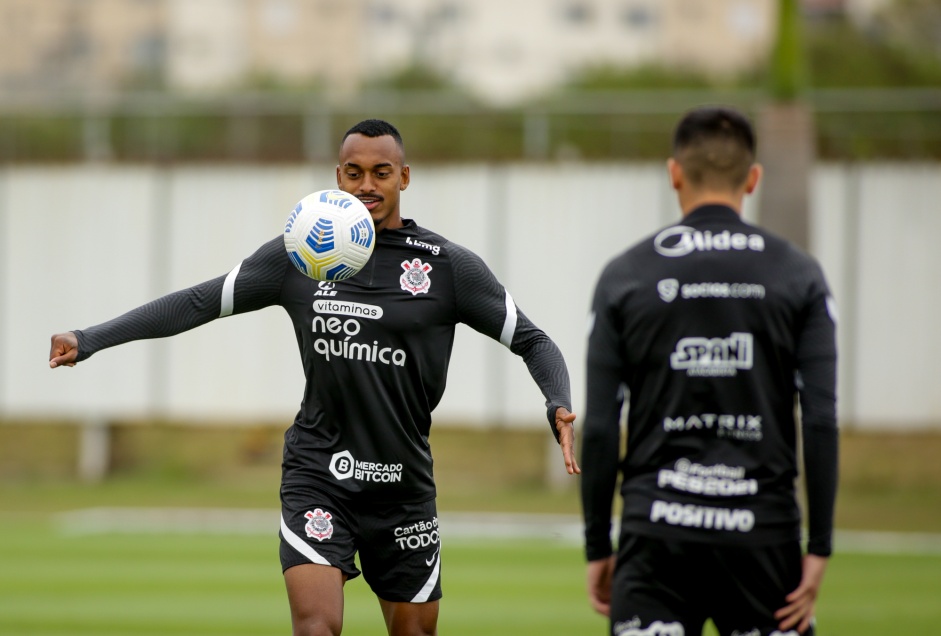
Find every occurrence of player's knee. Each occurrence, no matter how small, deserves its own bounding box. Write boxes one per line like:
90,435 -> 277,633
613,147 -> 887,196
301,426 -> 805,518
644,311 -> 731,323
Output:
385,608 -> 438,636
388,626 -> 436,636
292,616 -> 342,636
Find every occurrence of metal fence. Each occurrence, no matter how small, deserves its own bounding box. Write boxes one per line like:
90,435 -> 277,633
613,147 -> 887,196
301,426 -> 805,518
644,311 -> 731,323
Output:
2,88 -> 941,163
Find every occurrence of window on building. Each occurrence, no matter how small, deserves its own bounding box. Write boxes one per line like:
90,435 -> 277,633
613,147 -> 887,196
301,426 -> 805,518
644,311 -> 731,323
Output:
562,2 -> 594,25
435,1 -> 461,23
131,34 -> 165,72
621,3 -> 656,29
370,3 -> 399,24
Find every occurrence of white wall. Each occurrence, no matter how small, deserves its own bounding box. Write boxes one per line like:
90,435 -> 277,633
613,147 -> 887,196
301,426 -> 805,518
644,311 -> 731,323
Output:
2,162 -> 939,430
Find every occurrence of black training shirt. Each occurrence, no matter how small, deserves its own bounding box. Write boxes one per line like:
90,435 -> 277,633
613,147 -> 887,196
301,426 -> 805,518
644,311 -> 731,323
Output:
75,220 -> 572,503
580,205 -> 838,560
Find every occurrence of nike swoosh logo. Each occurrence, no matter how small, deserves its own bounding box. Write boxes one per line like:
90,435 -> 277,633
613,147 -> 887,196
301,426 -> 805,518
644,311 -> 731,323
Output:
425,547 -> 440,567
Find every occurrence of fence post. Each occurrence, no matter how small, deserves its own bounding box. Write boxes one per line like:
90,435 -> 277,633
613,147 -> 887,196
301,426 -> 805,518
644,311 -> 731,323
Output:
304,110 -> 332,162
524,111 -> 550,160
82,115 -> 113,162
78,417 -> 111,482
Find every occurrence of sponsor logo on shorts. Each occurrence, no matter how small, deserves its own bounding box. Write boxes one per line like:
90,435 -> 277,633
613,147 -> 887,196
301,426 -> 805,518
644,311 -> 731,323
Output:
653,225 -> 765,258
394,517 -> 440,552
658,459 -> 758,497
650,500 -> 755,533
304,508 -> 334,541
614,617 -> 685,636
400,258 -> 432,295
670,332 -> 753,377
328,450 -> 403,483
663,414 -> 763,442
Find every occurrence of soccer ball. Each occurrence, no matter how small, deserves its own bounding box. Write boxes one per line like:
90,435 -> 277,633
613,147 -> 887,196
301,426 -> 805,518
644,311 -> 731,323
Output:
283,189 -> 376,281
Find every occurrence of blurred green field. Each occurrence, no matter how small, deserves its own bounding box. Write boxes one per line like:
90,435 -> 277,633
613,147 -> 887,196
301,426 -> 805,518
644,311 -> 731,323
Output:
0,512 -> 939,636
3,424 -> 941,532
2,425 -> 941,634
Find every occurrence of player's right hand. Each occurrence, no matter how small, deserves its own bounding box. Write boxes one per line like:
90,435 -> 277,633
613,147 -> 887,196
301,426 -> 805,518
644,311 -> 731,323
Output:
49,332 -> 79,368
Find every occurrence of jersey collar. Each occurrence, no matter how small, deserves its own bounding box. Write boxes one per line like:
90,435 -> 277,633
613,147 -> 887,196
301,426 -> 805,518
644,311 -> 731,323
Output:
684,204 -> 742,224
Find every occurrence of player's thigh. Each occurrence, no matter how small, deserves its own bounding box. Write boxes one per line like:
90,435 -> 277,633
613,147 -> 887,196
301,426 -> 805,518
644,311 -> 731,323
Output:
357,498 -> 442,605
708,541 -> 809,636
610,534 -> 706,636
378,597 -> 439,636
284,563 -> 346,635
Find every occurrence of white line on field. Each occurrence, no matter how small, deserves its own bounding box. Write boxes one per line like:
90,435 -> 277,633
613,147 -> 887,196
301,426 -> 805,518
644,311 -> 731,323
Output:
53,508 -> 941,555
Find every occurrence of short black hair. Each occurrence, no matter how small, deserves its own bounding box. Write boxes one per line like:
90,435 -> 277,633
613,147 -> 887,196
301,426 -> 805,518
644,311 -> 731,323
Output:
341,119 -> 404,152
672,106 -> 756,189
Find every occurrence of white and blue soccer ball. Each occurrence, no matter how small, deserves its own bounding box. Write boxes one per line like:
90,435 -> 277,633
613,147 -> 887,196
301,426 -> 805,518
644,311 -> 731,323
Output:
283,189 -> 375,281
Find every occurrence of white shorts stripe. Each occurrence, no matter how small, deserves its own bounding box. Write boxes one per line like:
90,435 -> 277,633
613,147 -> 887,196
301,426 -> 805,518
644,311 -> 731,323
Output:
499,291 -> 517,348
280,513 -> 331,567
219,261 -> 242,318
410,546 -> 441,603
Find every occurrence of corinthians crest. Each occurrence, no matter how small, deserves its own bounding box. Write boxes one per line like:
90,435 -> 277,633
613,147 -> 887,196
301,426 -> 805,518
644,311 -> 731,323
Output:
400,258 -> 432,295
304,508 -> 334,541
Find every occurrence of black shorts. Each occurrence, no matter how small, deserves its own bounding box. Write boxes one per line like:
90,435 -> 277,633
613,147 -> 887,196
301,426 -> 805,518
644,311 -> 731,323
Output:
279,484 -> 442,603
610,533 -> 812,636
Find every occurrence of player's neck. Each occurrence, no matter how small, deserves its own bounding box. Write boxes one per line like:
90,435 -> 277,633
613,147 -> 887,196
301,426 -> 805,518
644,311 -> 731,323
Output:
678,190 -> 745,217
375,212 -> 405,232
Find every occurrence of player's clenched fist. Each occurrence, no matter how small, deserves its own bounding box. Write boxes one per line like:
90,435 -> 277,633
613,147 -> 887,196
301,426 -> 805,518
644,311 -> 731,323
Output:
49,332 -> 79,368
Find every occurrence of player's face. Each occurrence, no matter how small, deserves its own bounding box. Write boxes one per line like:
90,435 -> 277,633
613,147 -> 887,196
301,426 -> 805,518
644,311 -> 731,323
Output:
337,134 -> 410,232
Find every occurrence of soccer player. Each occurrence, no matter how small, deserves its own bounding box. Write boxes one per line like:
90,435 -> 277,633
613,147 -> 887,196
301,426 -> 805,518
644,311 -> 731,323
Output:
580,106 -> 838,636
49,118 -> 580,636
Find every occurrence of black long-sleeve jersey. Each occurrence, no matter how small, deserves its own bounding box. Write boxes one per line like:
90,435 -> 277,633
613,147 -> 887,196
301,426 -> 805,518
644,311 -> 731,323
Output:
74,219 -> 572,503
581,205 -> 838,561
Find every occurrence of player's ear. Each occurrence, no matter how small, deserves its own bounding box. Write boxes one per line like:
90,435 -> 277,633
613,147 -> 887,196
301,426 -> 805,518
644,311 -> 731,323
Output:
667,158 -> 683,191
336,165 -> 342,188
744,163 -> 762,194
400,164 -> 410,191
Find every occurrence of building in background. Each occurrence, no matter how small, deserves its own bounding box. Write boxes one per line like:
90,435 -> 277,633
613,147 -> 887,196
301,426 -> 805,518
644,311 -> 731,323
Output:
0,0 -> 895,103
165,0 -> 362,95
0,0 -> 165,92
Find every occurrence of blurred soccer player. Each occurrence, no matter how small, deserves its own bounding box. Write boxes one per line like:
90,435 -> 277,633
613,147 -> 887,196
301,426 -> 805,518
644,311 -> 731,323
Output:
50,118 -> 580,636
580,106 -> 838,636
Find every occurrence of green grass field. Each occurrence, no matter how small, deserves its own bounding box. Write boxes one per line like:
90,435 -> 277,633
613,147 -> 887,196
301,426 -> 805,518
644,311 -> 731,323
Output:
2,426 -> 941,634
1,509 -> 940,636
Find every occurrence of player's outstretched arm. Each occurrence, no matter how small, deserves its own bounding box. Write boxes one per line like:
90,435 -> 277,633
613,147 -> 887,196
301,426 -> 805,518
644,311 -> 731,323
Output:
49,332 -> 79,368
447,242 -> 576,457
555,406 -> 580,475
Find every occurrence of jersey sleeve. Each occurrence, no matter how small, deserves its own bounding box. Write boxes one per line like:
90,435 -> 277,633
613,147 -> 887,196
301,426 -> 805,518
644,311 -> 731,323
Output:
74,236 -> 288,361
580,262 -> 626,561
448,242 -> 572,438
795,261 -> 840,557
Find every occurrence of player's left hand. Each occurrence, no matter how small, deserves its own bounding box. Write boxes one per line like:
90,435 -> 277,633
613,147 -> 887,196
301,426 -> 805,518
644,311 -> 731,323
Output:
774,553 -> 828,633
586,555 -> 615,616
554,407 -> 580,475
